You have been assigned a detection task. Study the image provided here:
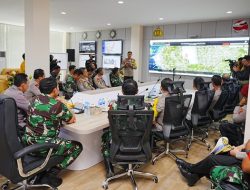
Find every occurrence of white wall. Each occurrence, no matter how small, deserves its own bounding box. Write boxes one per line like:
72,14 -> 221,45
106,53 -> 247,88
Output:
6,25 -> 25,69
142,18 -> 250,89
50,31 -> 67,53
69,28 -> 131,68
0,23 -> 67,71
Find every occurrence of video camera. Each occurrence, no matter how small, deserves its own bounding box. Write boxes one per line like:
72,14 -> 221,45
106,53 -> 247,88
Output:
225,59 -> 238,69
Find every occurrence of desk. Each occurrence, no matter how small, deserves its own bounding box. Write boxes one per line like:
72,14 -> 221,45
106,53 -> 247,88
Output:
61,82 -> 194,170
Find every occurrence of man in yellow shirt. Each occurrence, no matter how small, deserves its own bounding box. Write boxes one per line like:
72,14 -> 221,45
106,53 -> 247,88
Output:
20,53 -> 25,73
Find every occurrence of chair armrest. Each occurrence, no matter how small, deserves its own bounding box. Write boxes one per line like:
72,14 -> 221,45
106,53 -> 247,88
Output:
14,143 -> 59,159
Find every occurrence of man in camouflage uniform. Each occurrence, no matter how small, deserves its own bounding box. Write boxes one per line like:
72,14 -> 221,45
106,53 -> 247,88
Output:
110,67 -> 123,87
101,79 -> 138,178
63,69 -> 83,99
23,77 -> 82,170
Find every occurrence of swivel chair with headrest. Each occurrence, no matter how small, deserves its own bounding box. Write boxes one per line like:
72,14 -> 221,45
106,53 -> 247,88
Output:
188,90 -> 214,150
152,94 -> 192,164
102,96 -> 158,190
172,81 -> 186,93
209,90 -> 229,122
0,95 -> 64,190
202,81 -> 211,90
223,81 -> 240,113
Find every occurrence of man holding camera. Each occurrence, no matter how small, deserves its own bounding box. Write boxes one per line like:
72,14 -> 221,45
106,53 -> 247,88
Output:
233,55 -> 250,84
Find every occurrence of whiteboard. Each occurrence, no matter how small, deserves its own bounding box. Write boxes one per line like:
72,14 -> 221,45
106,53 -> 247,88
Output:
51,53 -> 68,70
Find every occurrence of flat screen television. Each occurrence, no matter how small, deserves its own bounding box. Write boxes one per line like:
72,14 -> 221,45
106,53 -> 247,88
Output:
149,37 -> 249,76
102,55 -> 121,68
79,41 -> 96,54
102,40 -> 123,54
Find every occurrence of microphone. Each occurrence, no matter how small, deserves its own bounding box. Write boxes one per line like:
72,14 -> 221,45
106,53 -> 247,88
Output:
138,88 -> 148,95
173,68 -> 176,81
148,78 -> 161,98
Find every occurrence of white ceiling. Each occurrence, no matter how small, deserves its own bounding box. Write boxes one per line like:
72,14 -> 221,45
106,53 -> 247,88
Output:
0,0 -> 250,32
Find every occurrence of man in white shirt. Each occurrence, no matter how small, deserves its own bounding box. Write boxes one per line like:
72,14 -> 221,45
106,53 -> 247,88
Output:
208,75 -> 222,110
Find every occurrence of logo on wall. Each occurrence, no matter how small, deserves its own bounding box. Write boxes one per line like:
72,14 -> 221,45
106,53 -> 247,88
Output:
233,19 -> 249,32
153,27 -> 164,37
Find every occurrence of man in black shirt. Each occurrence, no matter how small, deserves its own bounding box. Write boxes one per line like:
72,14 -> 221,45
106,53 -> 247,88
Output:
233,55 -> 250,83
85,54 -> 97,70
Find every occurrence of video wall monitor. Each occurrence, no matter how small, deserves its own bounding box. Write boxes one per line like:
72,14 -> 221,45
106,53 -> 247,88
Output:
79,41 -> 96,54
117,95 -> 145,110
79,54 -> 95,68
102,55 -> 121,69
149,37 -> 249,76
102,40 -> 123,55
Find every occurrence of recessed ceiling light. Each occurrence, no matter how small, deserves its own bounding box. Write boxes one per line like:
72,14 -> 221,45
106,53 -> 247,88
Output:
226,11 -> 232,14
159,17 -> 164,21
107,23 -> 111,26
118,1 -> 124,4
61,11 -> 67,15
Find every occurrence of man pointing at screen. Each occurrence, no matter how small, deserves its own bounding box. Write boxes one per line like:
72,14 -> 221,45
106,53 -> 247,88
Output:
122,51 -> 137,81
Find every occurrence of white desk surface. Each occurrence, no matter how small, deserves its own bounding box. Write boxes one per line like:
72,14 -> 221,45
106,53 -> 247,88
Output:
63,112 -> 108,135
64,82 -> 194,135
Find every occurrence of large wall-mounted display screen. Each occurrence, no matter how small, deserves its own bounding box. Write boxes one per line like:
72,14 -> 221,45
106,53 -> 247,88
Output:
102,55 -> 121,68
79,41 -> 96,54
102,40 -> 123,54
149,37 -> 249,76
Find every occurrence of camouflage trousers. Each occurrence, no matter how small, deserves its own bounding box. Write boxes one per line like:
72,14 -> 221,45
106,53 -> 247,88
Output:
101,129 -> 111,158
24,136 -> 82,169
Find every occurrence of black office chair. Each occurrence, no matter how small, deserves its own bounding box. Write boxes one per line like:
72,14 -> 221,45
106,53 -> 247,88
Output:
172,81 -> 186,93
188,90 -> 214,150
202,81 -> 211,90
102,109 -> 158,190
0,95 -> 64,190
209,90 -> 229,122
223,81 -> 240,113
152,94 -> 192,164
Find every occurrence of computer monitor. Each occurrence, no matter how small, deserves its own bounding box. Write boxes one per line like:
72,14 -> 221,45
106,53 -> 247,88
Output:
117,95 -> 145,110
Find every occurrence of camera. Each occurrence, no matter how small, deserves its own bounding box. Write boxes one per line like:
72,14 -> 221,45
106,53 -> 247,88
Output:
225,59 -> 238,68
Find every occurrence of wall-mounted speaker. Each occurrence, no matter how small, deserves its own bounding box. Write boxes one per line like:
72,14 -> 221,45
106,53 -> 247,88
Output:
67,49 -> 75,62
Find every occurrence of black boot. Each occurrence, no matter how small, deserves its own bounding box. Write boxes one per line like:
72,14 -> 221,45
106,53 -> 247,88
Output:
104,157 -> 114,178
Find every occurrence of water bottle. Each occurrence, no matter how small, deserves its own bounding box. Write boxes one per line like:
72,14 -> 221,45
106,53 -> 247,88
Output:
84,101 -> 90,115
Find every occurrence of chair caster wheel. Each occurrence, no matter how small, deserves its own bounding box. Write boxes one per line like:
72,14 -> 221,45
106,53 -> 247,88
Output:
153,176 -> 158,183
152,160 -> 155,165
102,182 -> 108,190
1,184 -> 8,190
185,154 -> 188,158
207,146 -> 211,151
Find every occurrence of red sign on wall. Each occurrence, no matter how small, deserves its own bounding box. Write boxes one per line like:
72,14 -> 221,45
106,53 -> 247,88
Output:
233,19 -> 249,32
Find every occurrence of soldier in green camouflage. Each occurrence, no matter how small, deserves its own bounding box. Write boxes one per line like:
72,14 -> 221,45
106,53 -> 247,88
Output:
63,69 -> 83,95
101,79 -> 138,178
110,67 -> 123,87
23,77 -> 82,170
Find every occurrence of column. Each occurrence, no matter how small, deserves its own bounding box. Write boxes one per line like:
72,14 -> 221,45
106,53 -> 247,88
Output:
25,0 -> 50,77
131,25 -> 143,82
244,77 -> 250,143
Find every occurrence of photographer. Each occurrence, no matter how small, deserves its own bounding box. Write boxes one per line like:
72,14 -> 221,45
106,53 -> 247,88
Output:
232,55 -> 250,84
